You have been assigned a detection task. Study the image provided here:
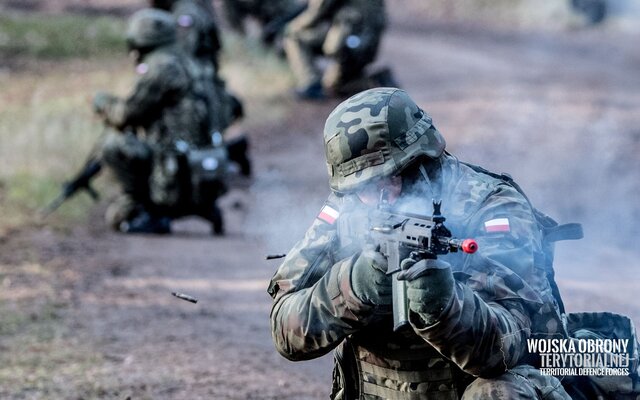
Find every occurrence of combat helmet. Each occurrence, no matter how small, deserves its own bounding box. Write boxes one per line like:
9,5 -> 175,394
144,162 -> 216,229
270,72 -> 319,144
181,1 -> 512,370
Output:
126,8 -> 176,50
324,88 -> 446,193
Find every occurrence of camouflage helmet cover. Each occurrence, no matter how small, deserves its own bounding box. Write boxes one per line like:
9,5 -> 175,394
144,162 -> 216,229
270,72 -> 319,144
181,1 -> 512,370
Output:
126,8 -> 176,49
324,88 -> 446,193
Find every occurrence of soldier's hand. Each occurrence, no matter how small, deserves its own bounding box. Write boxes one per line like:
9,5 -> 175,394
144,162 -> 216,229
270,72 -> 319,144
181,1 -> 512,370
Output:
350,246 -> 391,309
397,257 -> 454,326
93,91 -> 113,115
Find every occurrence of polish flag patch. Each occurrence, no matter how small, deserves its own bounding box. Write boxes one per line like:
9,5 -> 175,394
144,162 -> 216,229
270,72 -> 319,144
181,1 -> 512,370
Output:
317,205 -> 339,225
484,218 -> 510,233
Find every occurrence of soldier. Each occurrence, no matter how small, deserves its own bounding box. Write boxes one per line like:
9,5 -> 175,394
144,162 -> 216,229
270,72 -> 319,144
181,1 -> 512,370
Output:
283,0 -> 396,99
151,0 -> 251,177
268,88 -> 573,399
93,8 -> 226,234
150,0 -> 221,69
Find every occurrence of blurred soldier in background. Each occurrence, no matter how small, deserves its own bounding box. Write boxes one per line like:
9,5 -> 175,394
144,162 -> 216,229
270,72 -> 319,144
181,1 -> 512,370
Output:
150,0 -> 222,69
268,88 -> 577,399
284,0 -> 397,100
570,0 -> 608,24
151,0 -> 252,177
93,8 -> 228,234
221,0 -> 305,46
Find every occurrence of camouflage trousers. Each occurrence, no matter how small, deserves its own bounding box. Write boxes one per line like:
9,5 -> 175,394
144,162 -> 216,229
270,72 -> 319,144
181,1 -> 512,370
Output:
284,19 -> 381,94
100,131 -> 190,228
461,365 -> 570,400
101,131 -> 153,229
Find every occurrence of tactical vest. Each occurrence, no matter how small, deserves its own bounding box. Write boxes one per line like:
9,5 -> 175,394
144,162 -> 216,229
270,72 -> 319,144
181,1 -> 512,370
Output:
334,197 -> 472,399
331,320 -> 473,400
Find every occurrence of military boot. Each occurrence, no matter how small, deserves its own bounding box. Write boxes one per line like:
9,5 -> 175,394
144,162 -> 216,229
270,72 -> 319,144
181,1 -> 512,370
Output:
119,209 -> 172,234
295,81 -> 326,101
201,203 -> 224,236
226,135 -> 252,177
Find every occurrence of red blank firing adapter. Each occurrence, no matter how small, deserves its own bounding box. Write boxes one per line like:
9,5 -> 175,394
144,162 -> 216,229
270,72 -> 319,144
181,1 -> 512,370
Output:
461,239 -> 478,254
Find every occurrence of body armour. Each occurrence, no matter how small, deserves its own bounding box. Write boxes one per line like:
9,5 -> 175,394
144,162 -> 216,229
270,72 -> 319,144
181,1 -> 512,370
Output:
332,325 -> 474,399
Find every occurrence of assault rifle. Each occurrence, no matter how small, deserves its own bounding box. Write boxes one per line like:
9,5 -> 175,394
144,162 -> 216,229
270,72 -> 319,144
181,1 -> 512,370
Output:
343,198 -> 478,331
41,157 -> 102,218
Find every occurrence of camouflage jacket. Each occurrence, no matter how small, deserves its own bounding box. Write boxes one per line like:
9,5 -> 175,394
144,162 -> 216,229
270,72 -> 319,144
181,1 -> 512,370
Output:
269,154 -> 565,394
173,0 -> 241,134
289,0 -> 385,32
99,45 -> 213,148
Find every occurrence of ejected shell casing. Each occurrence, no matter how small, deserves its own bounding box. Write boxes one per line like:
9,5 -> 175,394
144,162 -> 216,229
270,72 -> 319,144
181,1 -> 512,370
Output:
171,291 -> 198,304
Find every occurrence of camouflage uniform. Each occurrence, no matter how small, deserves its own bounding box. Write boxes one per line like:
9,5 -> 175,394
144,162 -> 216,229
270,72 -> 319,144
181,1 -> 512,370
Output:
95,9 -> 218,230
284,0 -> 386,96
268,88 -> 572,399
152,0 -> 221,67
151,0 -> 241,133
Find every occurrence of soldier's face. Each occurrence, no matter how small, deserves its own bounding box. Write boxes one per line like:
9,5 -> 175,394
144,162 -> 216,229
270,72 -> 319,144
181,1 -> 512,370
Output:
356,176 -> 403,207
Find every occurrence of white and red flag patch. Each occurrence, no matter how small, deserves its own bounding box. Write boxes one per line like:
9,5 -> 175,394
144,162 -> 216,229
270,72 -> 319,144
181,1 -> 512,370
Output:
317,205 -> 339,225
484,218 -> 510,233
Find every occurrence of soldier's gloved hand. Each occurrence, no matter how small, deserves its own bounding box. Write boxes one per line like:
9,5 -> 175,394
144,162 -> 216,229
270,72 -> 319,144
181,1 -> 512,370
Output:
350,246 -> 392,309
397,257 -> 454,326
93,91 -> 113,115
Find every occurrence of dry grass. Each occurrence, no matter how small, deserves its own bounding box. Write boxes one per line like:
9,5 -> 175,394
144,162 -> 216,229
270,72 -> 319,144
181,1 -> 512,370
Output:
0,14 -> 294,232
0,58 -> 132,230
218,33 -> 296,132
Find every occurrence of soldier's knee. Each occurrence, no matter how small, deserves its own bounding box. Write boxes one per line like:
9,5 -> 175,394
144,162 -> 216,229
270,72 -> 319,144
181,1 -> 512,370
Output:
105,195 -> 137,231
462,366 -> 570,400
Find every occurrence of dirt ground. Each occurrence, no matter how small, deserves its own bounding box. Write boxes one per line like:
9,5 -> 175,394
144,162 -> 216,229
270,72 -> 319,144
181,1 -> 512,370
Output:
1,3 -> 640,400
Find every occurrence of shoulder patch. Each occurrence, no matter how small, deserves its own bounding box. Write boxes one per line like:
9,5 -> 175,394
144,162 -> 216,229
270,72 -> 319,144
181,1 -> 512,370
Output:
484,218 -> 510,233
317,205 -> 339,225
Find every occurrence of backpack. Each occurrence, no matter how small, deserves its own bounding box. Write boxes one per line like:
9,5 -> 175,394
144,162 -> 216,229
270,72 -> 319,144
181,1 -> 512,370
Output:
462,161 -> 640,399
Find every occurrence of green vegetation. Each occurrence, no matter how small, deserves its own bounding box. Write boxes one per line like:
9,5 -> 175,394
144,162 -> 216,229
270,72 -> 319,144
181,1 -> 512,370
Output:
0,12 -> 127,59
0,11 -> 131,231
0,15 -> 295,233
0,59 -> 130,231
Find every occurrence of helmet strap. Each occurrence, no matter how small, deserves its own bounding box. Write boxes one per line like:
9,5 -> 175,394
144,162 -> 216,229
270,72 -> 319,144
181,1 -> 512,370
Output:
418,163 -> 432,188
